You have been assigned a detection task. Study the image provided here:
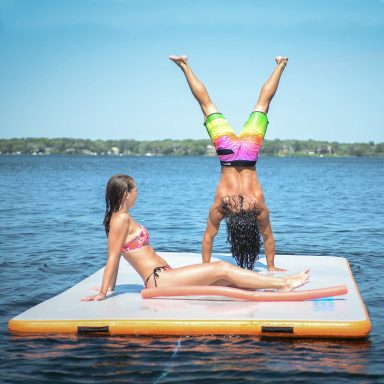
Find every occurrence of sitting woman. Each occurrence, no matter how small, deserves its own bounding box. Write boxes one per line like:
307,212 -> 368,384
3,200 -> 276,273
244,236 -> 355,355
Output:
81,174 -> 309,301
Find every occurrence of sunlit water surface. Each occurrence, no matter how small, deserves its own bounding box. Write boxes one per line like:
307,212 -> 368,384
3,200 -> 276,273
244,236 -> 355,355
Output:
1,156 -> 383,383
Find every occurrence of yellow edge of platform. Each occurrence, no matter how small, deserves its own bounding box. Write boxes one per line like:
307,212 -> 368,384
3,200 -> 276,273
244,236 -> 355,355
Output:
8,318 -> 371,338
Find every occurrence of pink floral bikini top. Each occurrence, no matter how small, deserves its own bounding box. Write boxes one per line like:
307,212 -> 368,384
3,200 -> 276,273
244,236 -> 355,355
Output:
121,225 -> 150,252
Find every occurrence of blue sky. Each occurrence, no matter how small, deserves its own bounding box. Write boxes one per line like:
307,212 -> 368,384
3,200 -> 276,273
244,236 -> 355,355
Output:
0,0 -> 383,142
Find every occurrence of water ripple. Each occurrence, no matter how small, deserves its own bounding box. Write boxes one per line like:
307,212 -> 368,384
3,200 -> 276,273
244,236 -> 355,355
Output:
1,155 -> 384,383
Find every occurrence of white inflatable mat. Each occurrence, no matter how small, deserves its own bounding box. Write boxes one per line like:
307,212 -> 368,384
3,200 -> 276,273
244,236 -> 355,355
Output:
8,253 -> 371,338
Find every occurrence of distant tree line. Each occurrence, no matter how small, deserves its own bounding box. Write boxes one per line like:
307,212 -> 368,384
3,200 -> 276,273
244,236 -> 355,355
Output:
0,137 -> 383,157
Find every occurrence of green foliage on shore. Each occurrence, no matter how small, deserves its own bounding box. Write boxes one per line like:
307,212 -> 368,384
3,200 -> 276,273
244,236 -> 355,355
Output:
0,137 -> 383,157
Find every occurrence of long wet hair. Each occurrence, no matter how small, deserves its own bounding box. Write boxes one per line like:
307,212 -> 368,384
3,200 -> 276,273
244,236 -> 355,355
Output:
221,195 -> 262,270
103,174 -> 135,235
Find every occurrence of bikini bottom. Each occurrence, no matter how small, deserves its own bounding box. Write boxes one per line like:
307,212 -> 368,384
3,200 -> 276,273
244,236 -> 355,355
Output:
144,265 -> 172,288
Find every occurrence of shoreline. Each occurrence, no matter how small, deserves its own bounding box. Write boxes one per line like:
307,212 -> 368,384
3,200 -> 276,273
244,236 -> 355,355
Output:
1,153 -> 383,159
1,138 -> 383,157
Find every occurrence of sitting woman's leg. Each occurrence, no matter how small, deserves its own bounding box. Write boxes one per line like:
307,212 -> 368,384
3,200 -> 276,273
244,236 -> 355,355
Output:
156,260 -> 309,291
169,55 -> 219,119
253,56 -> 288,114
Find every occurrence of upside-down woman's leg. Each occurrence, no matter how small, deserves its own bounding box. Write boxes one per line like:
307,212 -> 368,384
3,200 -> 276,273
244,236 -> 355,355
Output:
253,56 -> 288,114
169,55 -> 219,119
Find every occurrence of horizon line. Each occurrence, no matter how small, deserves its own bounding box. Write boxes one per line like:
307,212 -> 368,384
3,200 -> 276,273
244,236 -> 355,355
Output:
1,137 -> 383,145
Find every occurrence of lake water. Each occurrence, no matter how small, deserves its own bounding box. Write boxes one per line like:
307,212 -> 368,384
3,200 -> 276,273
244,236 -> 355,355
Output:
1,155 -> 383,383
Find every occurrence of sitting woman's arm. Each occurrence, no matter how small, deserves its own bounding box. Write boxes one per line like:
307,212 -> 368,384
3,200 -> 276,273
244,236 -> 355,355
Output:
81,214 -> 129,301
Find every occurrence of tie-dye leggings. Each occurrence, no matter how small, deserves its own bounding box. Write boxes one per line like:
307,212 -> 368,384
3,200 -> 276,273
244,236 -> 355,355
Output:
205,111 -> 268,166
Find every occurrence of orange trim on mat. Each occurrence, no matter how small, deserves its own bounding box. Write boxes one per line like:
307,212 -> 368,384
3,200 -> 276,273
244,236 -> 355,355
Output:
8,317 -> 370,338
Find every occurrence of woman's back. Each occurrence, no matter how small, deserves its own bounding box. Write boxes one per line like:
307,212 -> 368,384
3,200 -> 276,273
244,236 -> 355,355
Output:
215,166 -> 264,203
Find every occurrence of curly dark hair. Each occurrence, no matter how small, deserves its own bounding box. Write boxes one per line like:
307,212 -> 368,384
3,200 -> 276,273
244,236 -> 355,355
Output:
221,195 -> 261,270
103,174 -> 135,235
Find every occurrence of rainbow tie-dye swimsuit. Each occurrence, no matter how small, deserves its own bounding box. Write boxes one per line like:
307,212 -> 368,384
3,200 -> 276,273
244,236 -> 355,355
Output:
205,111 -> 268,166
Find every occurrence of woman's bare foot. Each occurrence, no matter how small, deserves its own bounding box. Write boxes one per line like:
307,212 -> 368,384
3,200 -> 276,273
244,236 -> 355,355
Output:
281,269 -> 310,291
169,54 -> 188,69
275,56 -> 288,67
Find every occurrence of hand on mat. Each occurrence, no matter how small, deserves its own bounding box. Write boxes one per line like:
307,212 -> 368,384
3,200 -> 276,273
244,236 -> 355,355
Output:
268,266 -> 287,272
80,293 -> 106,302
91,286 -> 114,293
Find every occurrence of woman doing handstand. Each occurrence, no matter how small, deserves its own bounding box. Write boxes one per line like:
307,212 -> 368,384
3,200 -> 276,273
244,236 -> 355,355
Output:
170,55 -> 288,271
81,175 -> 309,301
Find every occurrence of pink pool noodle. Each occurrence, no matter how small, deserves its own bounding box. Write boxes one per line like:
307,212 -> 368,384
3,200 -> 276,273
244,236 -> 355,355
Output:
141,285 -> 348,301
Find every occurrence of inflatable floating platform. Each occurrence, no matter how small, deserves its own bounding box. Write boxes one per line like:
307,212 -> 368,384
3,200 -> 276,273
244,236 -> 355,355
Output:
8,253 -> 371,338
